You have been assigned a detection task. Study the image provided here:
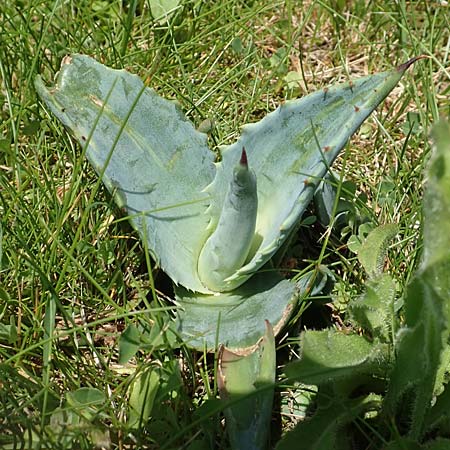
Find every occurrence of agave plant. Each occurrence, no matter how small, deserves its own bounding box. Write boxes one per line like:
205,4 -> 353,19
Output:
35,54 -> 419,449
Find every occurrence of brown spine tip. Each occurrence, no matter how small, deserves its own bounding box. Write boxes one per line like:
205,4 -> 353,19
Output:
240,147 -> 248,167
264,319 -> 274,335
62,55 -> 73,66
397,55 -> 430,72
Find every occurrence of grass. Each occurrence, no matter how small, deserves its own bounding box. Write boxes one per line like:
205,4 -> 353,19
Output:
0,0 -> 449,448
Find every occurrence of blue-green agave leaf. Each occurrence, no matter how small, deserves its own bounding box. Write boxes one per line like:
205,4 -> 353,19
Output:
313,171 -> 341,227
35,54 -> 215,293
176,267 -> 331,351
218,321 -> 275,450
198,149 -> 258,291
175,270 -> 299,350
208,58 -> 420,291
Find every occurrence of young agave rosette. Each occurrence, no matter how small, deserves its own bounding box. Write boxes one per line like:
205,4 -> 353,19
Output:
35,54 -> 419,449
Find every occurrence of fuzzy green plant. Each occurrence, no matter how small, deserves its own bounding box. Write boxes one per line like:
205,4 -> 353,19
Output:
281,120 -> 450,450
35,54 -> 419,449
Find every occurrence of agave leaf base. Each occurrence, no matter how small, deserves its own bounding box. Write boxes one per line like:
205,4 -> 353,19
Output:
175,270 -> 300,351
218,321 -> 276,450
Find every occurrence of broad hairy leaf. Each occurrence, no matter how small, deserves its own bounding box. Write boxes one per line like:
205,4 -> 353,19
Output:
384,121 -> 450,438
426,373 -> 450,433
357,224 -> 399,278
424,438 -> 450,450
383,257 -> 450,439
276,394 -> 379,450
285,329 -> 387,385
422,121 -> 450,273
383,438 -> 423,450
348,273 -> 396,342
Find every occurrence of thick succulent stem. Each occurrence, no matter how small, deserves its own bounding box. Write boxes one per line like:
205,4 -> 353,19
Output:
198,148 -> 258,291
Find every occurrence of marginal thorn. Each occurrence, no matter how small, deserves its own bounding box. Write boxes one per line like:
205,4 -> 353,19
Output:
397,55 -> 429,72
240,147 -> 248,167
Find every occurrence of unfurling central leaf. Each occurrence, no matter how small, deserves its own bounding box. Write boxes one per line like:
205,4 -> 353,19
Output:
198,148 -> 258,291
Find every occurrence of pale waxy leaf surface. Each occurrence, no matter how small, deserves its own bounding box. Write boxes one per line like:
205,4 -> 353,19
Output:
34,56 -> 420,449
209,60 -> 417,291
197,150 -> 258,291
35,54 -> 215,293
176,267 -> 330,350
175,270 -> 299,350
